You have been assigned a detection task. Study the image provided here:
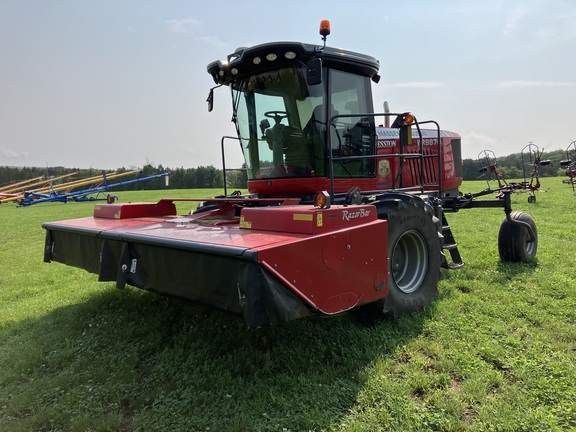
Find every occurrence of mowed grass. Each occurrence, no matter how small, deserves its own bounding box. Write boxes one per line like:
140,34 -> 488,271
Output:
0,182 -> 575,431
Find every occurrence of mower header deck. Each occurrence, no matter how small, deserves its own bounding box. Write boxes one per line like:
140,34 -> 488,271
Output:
43,200 -> 389,326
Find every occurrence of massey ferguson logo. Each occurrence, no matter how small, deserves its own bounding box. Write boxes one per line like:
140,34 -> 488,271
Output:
377,140 -> 397,148
342,208 -> 371,221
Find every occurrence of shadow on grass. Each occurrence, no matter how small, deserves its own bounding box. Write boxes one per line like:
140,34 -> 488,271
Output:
440,257 -> 538,288
496,259 -> 538,276
0,286 -> 431,431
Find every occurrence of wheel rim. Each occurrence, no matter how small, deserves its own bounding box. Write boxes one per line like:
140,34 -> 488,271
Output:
391,230 -> 428,294
520,219 -> 536,257
525,239 -> 535,256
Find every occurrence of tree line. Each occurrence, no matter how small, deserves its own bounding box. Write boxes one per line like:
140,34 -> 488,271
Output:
1,146 -> 571,191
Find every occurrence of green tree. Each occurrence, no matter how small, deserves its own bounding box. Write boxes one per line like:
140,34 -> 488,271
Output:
226,170 -> 248,189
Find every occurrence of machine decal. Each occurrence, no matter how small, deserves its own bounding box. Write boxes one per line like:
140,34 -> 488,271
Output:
293,213 -> 313,221
378,160 -> 391,177
377,140 -> 397,148
239,216 -> 252,229
342,208 -> 371,221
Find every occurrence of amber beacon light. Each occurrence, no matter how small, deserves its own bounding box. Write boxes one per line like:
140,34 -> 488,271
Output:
319,20 -> 331,38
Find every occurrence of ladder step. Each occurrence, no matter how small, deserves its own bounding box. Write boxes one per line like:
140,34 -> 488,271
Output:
440,212 -> 464,270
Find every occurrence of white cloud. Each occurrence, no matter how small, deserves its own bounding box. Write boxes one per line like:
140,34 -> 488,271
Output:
389,82 -> 442,89
196,35 -> 228,50
463,131 -> 498,147
165,18 -> 202,34
503,5 -> 526,35
496,80 -> 573,88
461,132 -> 500,159
0,147 -> 30,159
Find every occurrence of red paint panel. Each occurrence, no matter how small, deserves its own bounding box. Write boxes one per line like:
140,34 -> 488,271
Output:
46,216 -> 166,231
248,177 -> 329,195
257,219 -> 389,314
49,204 -> 383,252
46,214 -> 310,249
94,201 -> 176,219
240,204 -> 378,235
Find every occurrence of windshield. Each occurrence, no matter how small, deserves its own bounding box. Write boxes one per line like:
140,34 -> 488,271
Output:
232,65 -> 375,180
233,65 -> 325,179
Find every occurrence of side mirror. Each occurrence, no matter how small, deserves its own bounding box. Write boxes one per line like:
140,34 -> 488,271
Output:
306,58 -> 323,86
206,88 -> 214,112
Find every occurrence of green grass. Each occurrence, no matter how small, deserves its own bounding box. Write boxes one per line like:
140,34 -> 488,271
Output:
1,182 -> 575,431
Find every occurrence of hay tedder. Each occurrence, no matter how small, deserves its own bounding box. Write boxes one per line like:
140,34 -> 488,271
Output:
477,143 -> 549,203
42,21 -> 538,327
560,140 -> 576,193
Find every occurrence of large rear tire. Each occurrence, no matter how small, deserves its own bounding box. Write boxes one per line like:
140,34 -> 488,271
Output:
498,211 -> 538,262
356,195 -> 441,320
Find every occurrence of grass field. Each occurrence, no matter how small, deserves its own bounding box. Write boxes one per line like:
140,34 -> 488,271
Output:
1,181 -> 575,431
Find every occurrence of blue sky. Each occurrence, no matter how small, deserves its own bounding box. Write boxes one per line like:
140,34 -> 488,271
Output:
1,0 -> 575,169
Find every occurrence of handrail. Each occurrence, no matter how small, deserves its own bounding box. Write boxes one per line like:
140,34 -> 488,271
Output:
327,112 -> 443,201
220,135 -> 243,197
218,112 -> 445,202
